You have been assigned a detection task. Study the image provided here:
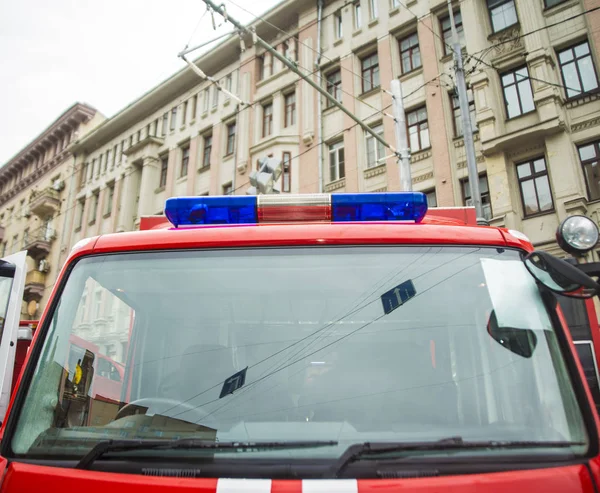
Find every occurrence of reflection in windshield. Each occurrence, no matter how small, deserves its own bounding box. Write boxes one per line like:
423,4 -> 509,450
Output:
12,246 -> 587,458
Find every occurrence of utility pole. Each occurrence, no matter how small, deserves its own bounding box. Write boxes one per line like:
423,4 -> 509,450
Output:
447,0 -> 484,221
390,80 -> 412,192
200,0 -> 392,154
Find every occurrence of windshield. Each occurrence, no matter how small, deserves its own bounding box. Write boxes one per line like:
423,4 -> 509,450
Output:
11,246 -> 588,460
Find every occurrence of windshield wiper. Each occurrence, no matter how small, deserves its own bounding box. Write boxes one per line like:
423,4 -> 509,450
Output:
76,438 -> 338,469
328,437 -> 584,478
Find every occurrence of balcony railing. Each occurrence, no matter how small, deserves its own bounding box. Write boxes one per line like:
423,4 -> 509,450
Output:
24,228 -> 56,260
24,269 -> 46,301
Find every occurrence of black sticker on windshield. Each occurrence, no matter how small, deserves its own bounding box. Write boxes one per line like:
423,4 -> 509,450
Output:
219,367 -> 248,398
381,280 -> 417,315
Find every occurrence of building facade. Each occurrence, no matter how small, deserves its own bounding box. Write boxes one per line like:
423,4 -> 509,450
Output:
0,103 -> 103,319
1,0 -> 597,339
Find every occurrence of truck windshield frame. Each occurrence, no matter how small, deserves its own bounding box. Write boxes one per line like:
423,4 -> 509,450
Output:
2,245 -> 596,468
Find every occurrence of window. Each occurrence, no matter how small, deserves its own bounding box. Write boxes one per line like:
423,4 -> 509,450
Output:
334,9 -> 343,39
399,33 -> 421,74
578,141 -> 600,201
282,152 -> 291,192
89,192 -> 99,225
226,122 -> 236,155
182,101 -> 188,125
441,11 -> 464,56
391,0 -> 400,7
96,156 -> 101,177
191,95 -> 198,119
369,0 -> 378,19
366,124 -> 385,168
451,90 -> 477,137
225,74 -> 233,96
487,0 -> 518,33
558,41 -> 599,99
179,146 -> 189,178
105,183 -> 115,216
501,66 -> 535,119
170,107 -> 177,131
161,113 -> 168,136
75,199 -> 85,230
425,189 -> 437,207
203,88 -> 210,113
353,1 -> 362,29
11,235 -> 17,254
202,135 -> 213,168
284,92 -> 296,127
407,107 -> 430,152
212,86 -> 219,108
94,290 -> 103,320
80,163 -> 88,186
544,0 -> 567,7
22,229 -> 29,249
516,157 -> 554,216
262,103 -> 273,137
284,39 -> 297,62
462,174 -> 492,220
222,182 -> 233,195
326,70 -> 342,105
112,145 -> 118,168
104,150 -> 110,172
159,156 -> 169,188
328,140 -> 345,182
360,52 -> 380,93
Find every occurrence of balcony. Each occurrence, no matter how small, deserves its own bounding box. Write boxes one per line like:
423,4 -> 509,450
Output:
24,228 -> 56,260
23,270 -> 46,302
29,187 -> 60,218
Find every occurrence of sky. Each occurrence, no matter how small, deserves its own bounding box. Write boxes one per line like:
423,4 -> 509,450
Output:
0,0 -> 279,164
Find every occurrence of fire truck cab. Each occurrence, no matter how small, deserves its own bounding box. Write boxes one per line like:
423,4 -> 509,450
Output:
1,192 -> 600,492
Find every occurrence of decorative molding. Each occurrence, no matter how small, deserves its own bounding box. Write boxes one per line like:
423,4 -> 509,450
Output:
363,164 -> 386,178
507,144 -> 545,159
457,155 -> 484,169
325,178 -> 345,192
237,160 -> 248,174
572,116 -> 600,133
488,26 -> 524,58
566,92 -> 600,109
412,171 -> 434,184
410,149 -> 432,163
372,186 -> 388,192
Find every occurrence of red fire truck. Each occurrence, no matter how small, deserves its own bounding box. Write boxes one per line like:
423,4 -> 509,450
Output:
2,192 -> 600,492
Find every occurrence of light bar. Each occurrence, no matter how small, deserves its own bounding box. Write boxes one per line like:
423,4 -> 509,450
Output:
164,196 -> 257,227
164,192 -> 428,227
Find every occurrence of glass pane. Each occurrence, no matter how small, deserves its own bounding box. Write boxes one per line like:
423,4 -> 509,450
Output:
491,2 -> 518,32
579,144 -> 597,162
329,151 -> 337,181
366,136 -> 375,167
584,161 -> 600,201
413,49 -> 421,69
533,158 -> 546,173
418,108 -> 427,121
517,163 -> 531,179
563,63 -> 582,97
402,54 -> 412,73
579,57 -> 599,93
515,67 -> 529,80
421,127 -> 430,149
502,72 -> 515,86
409,126 -> 420,151
377,139 -> 386,163
575,43 -> 590,57
339,147 -> 345,178
559,49 -> 574,64
535,176 -> 553,212
479,175 -> 489,194
373,66 -> 380,88
518,79 -> 535,113
504,85 -> 521,118
408,111 -> 417,125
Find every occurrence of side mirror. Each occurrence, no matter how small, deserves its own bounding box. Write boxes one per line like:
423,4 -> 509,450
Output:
487,310 -> 537,358
524,250 -> 600,299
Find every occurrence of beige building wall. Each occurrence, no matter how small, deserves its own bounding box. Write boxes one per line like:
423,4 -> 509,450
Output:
0,103 -> 103,320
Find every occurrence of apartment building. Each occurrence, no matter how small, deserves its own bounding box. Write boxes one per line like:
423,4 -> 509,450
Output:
0,103 -> 103,319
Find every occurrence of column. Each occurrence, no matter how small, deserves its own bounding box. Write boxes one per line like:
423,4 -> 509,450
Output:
164,148 -> 178,197
116,168 -> 136,233
379,35 -> 400,192
209,125 -> 222,195
186,135 -> 199,195
137,157 -> 159,217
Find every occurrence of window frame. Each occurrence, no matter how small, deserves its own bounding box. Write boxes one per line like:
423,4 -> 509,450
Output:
105,183 -> 115,217
360,52 -> 380,94
451,90 -> 477,137
368,0 -> 378,19
486,0 -> 518,34
182,101 -> 188,125
328,140 -> 346,182
180,146 -> 190,178
326,69 -> 342,106
334,9 -> 343,39
461,173 -> 493,221
440,11 -> 464,56
262,102 -> 274,137
500,65 -> 536,119
282,151 -> 292,192
170,107 -> 177,131
399,32 -> 421,74
543,0 -> 567,8
353,1 -> 362,30
406,106 -> 430,152
577,140 -> 600,202
202,134 -> 213,168
515,156 -> 555,217
226,122 -> 236,156
557,41 -> 600,100
159,156 -> 169,188
365,123 -> 386,168
284,92 -> 296,127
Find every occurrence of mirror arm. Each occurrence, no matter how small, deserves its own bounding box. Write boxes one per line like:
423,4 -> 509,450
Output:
570,261 -> 600,281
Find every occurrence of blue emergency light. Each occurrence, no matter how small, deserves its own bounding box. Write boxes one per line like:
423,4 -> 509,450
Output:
164,192 -> 428,227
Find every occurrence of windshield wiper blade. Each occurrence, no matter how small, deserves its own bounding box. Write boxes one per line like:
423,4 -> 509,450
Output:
77,438 -> 338,469
328,437 -> 584,478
